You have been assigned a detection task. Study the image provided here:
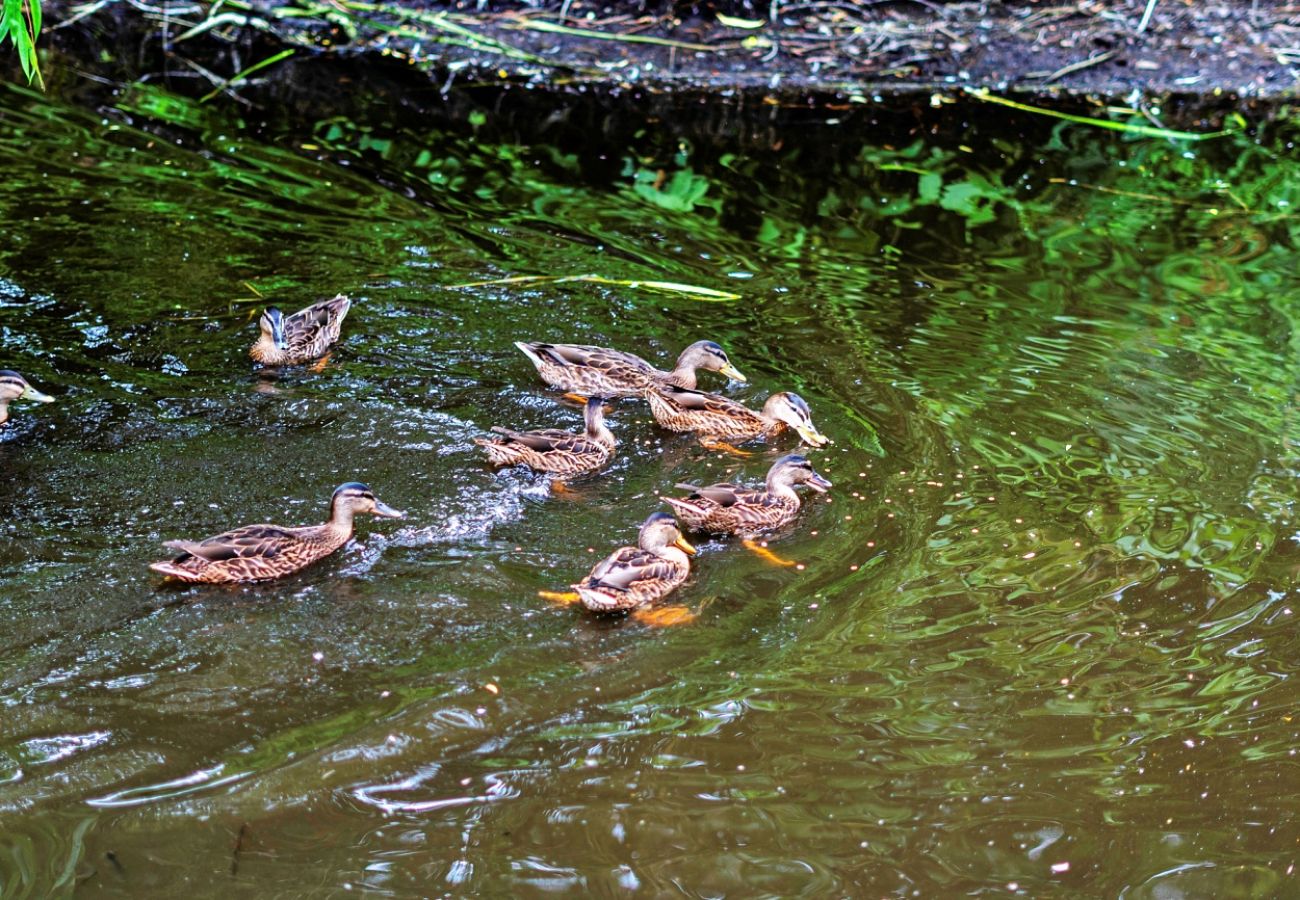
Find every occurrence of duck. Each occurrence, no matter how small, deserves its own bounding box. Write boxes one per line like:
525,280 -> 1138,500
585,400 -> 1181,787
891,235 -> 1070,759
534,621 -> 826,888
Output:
644,385 -> 829,451
662,454 -> 832,535
0,370 -> 54,426
514,339 -> 745,398
572,512 -> 696,613
150,482 -> 404,584
475,397 -> 616,478
250,294 -> 352,366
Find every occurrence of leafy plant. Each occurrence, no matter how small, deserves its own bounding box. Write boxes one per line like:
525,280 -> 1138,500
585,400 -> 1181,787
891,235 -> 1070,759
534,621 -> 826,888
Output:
1,0 -> 42,88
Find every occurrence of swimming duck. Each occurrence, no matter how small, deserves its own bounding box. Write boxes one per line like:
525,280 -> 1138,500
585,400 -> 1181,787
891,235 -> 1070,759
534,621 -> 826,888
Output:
662,454 -> 832,535
475,397 -> 616,478
250,294 -> 352,366
572,512 -> 696,613
514,340 -> 745,398
644,386 -> 829,450
0,370 -> 54,426
150,482 -> 403,584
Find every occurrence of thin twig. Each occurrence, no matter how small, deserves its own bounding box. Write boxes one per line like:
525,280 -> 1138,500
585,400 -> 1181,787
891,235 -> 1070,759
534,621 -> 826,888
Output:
199,47 -> 294,102
176,55 -> 255,105
230,823 -> 248,877
1038,48 -> 1117,83
499,18 -> 729,51
1137,0 -> 1158,33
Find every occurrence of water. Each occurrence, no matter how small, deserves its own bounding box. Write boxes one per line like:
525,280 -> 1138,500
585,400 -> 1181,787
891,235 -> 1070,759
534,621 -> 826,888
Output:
2,80 -> 1299,895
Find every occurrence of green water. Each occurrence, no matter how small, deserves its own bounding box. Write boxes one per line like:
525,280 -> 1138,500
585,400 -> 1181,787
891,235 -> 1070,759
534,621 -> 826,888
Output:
2,80 -> 1300,896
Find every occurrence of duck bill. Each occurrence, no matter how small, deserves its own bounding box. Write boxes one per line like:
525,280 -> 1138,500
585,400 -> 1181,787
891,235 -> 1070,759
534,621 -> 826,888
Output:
719,363 -> 747,383
807,473 -> 832,492
372,501 -> 406,519
673,535 -> 698,556
795,424 -> 830,447
271,320 -> 290,351
19,385 -> 54,404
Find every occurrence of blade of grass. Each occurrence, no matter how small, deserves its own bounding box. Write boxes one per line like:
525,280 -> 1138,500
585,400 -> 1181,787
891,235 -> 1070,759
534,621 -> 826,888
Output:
288,1 -> 569,69
448,274 -> 742,301
501,18 -> 726,52
199,48 -> 295,102
965,88 -> 1238,141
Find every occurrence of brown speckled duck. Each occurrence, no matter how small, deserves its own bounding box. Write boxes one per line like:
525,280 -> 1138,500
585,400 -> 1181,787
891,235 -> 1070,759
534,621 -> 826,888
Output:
663,454 -> 832,535
644,386 -> 829,449
0,370 -> 53,426
572,512 -> 696,613
475,397 -> 616,478
515,340 -> 745,398
150,482 -> 403,584
250,294 -> 352,366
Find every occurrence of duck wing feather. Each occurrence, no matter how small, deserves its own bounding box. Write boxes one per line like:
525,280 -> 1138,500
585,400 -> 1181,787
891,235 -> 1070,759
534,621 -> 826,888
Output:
586,547 -> 678,591
164,524 -> 299,561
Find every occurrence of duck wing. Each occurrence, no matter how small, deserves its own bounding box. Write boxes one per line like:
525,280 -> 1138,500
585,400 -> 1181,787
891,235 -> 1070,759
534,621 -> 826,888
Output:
536,343 -> 650,372
284,295 -> 351,347
488,426 -> 589,453
678,482 -> 756,508
586,547 -> 677,591
658,385 -> 751,415
164,524 -> 298,561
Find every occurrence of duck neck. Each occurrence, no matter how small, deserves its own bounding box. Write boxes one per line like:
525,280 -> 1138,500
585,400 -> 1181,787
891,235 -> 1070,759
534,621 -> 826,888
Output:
758,398 -> 792,437
328,502 -> 357,536
765,472 -> 800,504
656,545 -> 691,567
665,362 -> 698,390
251,334 -> 287,365
587,419 -> 616,448
0,401 -> 8,426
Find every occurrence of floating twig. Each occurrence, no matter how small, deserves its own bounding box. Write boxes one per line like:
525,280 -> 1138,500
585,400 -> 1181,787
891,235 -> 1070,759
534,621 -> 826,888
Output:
231,822 -> 248,876
448,274 -> 741,301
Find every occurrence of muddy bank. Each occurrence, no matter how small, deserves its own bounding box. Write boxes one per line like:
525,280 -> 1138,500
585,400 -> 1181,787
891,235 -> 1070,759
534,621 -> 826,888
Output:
25,0 -> 1300,130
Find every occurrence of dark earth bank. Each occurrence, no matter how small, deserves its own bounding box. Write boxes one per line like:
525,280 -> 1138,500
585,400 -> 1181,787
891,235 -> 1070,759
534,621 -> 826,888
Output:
19,0 -> 1300,133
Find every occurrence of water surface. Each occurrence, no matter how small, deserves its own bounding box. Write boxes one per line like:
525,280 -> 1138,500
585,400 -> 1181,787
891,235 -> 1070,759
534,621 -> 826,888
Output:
2,82 -> 1299,896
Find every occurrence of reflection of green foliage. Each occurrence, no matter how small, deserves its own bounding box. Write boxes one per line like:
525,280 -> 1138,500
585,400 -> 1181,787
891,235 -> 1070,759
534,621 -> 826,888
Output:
625,161 -> 719,214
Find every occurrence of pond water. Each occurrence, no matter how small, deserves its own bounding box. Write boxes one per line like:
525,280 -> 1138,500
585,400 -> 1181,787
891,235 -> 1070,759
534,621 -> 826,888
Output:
2,79 -> 1299,896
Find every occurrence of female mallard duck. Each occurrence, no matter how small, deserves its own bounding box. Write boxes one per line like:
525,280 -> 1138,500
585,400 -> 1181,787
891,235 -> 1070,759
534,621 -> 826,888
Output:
572,512 -> 696,613
0,371 -> 54,426
150,482 -> 403,584
663,454 -> 832,535
515,340 -> 745,398
645,386 -> 829,450
250,294 -> 352,366
475,397 -> 616,478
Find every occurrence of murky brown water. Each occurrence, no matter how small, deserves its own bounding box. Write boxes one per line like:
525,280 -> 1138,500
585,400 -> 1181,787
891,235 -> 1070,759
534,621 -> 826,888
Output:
2,81 -> 1299,896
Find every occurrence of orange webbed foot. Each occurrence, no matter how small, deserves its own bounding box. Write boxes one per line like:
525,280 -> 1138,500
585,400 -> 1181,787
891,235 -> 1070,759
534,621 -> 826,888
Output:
561,391 -> 589,405
307,351 -> 333,373
742,538 -> 798,568
632,605 -> 697,627
700,437 -> 752,458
